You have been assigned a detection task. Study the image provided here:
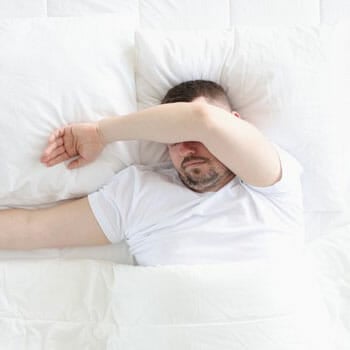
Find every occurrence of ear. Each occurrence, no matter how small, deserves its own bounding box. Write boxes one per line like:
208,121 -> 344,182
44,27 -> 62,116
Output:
232,111 -> 241,118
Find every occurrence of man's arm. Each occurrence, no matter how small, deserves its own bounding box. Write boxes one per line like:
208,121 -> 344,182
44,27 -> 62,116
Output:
195,102 -> 282,187
0,197 -> 110,250
42,100 -> 281,187
98,101 -> 281,187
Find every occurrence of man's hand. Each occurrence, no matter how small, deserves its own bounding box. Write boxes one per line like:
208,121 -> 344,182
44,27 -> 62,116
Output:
40,122 -> 106,169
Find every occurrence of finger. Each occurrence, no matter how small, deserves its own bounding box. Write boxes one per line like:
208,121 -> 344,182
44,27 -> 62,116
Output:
41,138 -> 64,161
46,152 -> 71,167
67,157 -> 90,169
42,145 -> 66,163
48,127 -> 65,143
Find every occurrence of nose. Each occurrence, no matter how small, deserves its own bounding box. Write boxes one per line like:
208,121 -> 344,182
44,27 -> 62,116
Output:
177,141 -> 197,157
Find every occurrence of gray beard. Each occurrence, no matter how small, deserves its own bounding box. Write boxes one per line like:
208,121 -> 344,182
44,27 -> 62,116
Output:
179,167 -> 226,192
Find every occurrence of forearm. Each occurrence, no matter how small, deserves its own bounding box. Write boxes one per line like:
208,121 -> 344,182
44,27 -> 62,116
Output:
0,208 -> 33,250
97,101 -> 280,186
98,102 -> 208,145
0,198 -> 109,250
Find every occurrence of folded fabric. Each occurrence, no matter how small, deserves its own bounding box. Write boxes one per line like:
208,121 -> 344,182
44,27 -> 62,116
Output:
0,253 -> 333,349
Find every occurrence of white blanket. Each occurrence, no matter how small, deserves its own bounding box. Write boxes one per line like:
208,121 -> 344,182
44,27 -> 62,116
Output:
0,2 -> 349,350
1,229 -> 348,349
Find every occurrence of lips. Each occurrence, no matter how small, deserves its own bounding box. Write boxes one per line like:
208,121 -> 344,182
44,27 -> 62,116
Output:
183,160 -> 206,168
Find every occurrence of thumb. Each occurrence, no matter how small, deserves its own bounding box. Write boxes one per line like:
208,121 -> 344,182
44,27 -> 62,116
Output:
67,157 -> 90,169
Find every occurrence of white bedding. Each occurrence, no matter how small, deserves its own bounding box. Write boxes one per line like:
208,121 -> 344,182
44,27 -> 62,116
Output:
1,234 -> 347,350
308,225 -> 350,343
0,1 -> 349,349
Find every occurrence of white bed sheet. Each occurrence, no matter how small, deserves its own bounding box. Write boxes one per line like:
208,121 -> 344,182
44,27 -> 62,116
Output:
0,1 -> 349,349
306,225 -> 350,349
1,232 -> 347,350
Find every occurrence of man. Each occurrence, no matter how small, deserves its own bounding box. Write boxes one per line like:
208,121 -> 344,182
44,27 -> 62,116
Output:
0,80 -> 304,265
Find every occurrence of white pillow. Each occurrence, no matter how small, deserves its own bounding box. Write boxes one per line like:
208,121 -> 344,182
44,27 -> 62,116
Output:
0,15 -> 137,207
135,27 -> 346,213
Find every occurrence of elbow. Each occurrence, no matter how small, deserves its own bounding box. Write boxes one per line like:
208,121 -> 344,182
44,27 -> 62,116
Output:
189,100 -> 214,136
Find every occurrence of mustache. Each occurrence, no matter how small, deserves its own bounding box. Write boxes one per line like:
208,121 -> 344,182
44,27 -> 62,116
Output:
181,156 -> 209,168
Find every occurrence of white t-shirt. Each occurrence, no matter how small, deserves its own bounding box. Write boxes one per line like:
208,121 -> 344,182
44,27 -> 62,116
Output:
88,145 -> 304,266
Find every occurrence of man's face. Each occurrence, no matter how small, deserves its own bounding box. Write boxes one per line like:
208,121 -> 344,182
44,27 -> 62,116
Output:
168,141 -> 234,192
167,96 -> 239,192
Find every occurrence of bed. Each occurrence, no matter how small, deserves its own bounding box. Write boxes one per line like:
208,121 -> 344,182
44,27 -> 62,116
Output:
0,1 -> 349,349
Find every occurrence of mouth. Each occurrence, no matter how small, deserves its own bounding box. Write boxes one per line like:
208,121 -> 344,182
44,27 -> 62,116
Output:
183,160 -> 207,168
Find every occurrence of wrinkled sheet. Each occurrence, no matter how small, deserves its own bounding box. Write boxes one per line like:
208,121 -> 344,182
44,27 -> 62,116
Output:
1,229 -> 349,349
305,226 -> 350,350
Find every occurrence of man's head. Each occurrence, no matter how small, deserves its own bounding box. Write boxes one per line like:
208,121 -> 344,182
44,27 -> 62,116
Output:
162,79 -> 233,112
162,80 -> 238,193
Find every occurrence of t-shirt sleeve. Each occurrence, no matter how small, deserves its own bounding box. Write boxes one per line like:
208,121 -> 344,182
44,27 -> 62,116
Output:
241,144 -> 303,195
87,173 -> 127,244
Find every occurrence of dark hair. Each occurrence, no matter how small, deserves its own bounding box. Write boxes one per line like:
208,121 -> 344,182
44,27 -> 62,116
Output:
161,80 -> 233,110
